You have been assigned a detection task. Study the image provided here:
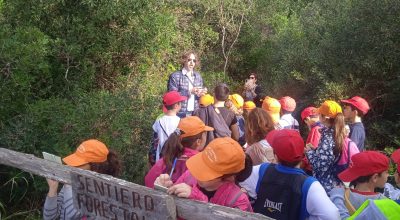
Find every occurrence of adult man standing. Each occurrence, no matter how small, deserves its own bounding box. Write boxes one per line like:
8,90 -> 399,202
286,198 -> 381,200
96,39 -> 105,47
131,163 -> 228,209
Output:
167,51 -> 205,118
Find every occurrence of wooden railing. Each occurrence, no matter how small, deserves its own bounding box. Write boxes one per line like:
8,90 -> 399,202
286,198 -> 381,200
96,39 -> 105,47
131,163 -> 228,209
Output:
0,148 -> 273,220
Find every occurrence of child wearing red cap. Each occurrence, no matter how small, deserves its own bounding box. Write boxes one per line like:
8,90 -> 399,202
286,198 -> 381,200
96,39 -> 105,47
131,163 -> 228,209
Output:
341,96 -> 370,151
43,140 -> 122,220
384,148 -> 400,202
145,116 -> 213,188
305,100 -> 359,193
155,137 -> 253,212
240,129 -> 340,220
149,91 -> 187,165
278,96 -> 299,131
330,151 -> 389,219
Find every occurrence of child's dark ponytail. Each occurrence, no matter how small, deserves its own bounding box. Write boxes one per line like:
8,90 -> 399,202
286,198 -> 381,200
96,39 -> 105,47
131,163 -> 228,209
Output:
235,154 -> 253,182
90,150 -> 122,177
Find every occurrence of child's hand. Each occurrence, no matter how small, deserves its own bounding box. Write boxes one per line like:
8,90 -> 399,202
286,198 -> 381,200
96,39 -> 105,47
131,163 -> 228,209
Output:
167,183 -> 192,198
46,178 -> 59,197
155,174 -> 173,188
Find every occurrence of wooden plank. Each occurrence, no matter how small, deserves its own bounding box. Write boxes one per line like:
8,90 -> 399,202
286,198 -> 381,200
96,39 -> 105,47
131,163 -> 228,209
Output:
0,148 -> 274,220
70,171 -> 176,220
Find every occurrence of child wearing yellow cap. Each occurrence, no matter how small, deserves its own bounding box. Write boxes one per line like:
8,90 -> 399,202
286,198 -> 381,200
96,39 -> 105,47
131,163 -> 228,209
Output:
305,100 -> 359,193
227,94 -> 246,146
155,137 -> 253,212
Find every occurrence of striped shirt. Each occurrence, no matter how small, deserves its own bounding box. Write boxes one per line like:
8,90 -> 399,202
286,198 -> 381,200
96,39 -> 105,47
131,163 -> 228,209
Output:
43,185 -> 83,220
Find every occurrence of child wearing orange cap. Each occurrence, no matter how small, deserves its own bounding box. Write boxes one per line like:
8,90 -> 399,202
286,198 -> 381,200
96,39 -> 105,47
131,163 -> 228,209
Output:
384,148 -> 400,202
240,129 -> 339,219
330,151 -> 389,219
341,96 -> 370,151
43,139 -> 122,220
261,96 -> 281,129
305,100 -> 359,193
244,108 -> 276,165
278,96 -> 299,131
243,101 -> 256,121
145,116 -> 213,188
155,137 -> 253,212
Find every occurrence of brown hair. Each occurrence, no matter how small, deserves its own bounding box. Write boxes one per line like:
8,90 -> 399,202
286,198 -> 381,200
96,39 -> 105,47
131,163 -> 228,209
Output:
245,108 -> 275,145
90,150 -> 122,177
162,131 -> 203,173
180,51 -> 200,68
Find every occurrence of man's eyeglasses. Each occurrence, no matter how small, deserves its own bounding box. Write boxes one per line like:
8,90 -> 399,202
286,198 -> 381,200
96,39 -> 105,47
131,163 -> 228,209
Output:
187,59 -> 197,63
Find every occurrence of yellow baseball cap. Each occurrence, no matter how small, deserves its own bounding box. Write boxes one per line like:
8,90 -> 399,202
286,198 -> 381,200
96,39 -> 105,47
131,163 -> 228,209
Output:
243,101 -> 256,110
262,96 -> 281,124
228,94 -> 244,109
317,100 -> 342,118
199,94 -> 214,107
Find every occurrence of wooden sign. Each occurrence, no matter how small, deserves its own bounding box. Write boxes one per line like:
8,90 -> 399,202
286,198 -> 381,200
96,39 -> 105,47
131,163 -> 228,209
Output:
71,171 -> 176,220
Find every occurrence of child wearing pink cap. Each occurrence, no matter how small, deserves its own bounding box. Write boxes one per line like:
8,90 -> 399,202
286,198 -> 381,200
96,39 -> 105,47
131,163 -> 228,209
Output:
278,96 -> 299,131
341,96 -> 370,151
330,151 -> 389,219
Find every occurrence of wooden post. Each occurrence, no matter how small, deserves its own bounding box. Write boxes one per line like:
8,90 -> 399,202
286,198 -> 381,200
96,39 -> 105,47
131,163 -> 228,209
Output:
0,148 -> 274,220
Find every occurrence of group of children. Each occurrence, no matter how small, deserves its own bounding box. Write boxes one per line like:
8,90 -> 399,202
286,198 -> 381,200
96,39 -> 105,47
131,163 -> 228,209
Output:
43,82 -> 400,219
144,81 -> 400,219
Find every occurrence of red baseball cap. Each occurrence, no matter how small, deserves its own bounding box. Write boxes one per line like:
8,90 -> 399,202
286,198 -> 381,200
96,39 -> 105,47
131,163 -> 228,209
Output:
338,151 -> 389,182
301,107 -> 317,121
341,96 -> 370,115
266,129 -> 304,163
391,149 -> 400,173
162,91 -> 187,111
279,96 -> 296,112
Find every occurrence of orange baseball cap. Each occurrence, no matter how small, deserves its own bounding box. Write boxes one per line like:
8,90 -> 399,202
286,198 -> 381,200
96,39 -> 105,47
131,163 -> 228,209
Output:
262,96 -> 281,124
279,96 -> 296,112
186,137 -> 245,181
179,116 -> 214,138
317,100 -> 342,118
243,101 -> 256,110
228,94 -> 244,109
199,94 -> 214,107
63,139 -> 109,167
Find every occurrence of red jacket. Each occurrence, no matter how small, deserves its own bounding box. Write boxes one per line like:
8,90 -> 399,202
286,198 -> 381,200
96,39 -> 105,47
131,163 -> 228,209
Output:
175,170 -> 253,212
145,148 -> 198,188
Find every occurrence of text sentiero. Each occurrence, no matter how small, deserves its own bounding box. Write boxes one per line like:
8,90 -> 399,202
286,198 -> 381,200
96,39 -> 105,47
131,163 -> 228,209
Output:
71,172 -> 159,220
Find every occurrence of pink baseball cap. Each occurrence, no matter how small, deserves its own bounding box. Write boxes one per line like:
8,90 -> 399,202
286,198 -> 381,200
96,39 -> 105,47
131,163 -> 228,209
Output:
279,96 -> 296,112
301,107 -> 317,121
341,96 -> 370,115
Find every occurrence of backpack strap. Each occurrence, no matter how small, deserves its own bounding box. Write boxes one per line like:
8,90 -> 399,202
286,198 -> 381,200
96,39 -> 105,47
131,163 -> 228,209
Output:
299,176 -> 317,220
256,163 -> 270,194
344,187 -> 356,215
228,190 -> 244,207
158,121 -> 169,137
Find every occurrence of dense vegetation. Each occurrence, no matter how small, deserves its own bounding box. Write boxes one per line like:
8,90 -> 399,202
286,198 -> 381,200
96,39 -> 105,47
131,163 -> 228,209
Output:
0,0 -> 399,218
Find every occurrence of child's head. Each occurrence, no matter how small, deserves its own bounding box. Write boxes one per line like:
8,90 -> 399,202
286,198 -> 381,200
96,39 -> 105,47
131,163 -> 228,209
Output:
227,94 -> 244,115
245,108 -> 275,145
214,83 -> 230,102
243,101 -> 256,120
391,149 -> 400,186
162,116 -> 214,172
338,151 -> 390,188
163,91 -> 187,113
317,100 -> 346,156
266,129 -> 305,167
301,107 -> 319,127
186,137 -> 245,190
279,96 -> 296,115
341,96 -> 370,121
261,96 -> 281,124
63,139 -> 122,177
199,94 -> 214,107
